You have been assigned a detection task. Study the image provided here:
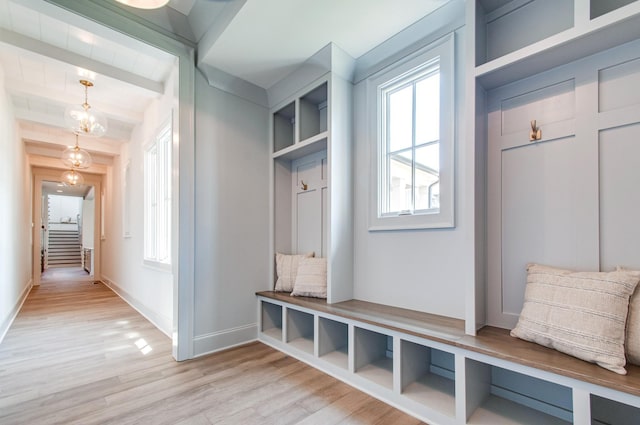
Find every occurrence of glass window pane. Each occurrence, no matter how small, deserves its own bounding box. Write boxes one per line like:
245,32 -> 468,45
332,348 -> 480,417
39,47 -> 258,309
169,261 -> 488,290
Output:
388,152 -> 413,213
414,143 -> 440,211
388,85 -> 413,152
415,73 -> 439,145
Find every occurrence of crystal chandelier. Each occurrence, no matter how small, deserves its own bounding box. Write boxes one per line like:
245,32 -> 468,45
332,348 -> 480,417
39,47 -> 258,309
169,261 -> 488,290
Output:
61,133 -> 92,169
65,79 -> 108,137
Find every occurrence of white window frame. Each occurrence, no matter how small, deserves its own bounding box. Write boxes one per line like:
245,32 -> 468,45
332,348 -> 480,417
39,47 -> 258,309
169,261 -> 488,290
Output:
368,33 -> 455,231
144,117 -> 172,270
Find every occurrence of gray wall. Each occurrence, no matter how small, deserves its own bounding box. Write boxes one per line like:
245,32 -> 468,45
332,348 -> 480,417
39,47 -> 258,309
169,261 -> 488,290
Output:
193,71 -> 269,355
352,27 -> 471,320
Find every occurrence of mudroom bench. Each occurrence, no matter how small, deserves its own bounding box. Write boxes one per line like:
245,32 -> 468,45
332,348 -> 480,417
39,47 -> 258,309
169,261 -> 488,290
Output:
257,291 -> 640,425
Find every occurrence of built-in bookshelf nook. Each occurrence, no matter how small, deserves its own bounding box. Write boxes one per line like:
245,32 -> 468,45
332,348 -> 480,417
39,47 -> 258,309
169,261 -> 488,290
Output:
353,327 -> 394,390
318,317 -> 348,369
260,301 -> 282,341
400,340 -> 456,418
286,308 -> 314,354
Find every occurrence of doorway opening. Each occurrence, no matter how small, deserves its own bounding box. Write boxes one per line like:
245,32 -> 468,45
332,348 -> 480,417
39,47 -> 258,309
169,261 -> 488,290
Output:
41,181 -> 96,283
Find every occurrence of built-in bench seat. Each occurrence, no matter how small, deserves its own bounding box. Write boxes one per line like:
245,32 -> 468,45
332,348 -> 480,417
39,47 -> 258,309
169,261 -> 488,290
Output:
257,291 -> 640,424
257,291 -> 640,397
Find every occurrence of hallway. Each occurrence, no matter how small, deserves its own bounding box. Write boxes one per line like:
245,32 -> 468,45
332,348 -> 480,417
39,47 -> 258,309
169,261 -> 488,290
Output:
0,281 -> 423,425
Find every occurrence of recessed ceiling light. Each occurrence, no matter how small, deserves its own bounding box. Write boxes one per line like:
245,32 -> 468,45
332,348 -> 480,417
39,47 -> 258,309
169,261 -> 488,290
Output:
56,190 -> 63,193
57,183 -> 64,187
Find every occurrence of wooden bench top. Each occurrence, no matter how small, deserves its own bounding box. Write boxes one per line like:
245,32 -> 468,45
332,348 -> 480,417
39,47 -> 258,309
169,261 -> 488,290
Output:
257,291 -> 640,398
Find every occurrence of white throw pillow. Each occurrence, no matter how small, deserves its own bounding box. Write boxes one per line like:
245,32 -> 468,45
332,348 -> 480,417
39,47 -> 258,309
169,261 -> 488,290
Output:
274,252 -> 314,292
511,263 -> 640,375
617,266 -> 640,365
291,257 -> 327,299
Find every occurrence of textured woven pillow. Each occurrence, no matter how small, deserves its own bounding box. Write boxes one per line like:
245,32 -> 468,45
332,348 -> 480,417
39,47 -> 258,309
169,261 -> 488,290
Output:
274,252 -> 313,292
291,257 -> 327,299
617,267 -> 640,365
511,263 -> 640,375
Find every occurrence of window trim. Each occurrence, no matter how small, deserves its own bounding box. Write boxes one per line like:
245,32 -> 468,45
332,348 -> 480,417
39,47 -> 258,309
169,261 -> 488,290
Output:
143,116 -> 173,269
368,33 -> 455,231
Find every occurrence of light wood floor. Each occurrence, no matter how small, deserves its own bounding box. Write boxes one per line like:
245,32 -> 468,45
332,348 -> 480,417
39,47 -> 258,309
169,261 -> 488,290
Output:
0,280 -> 425,425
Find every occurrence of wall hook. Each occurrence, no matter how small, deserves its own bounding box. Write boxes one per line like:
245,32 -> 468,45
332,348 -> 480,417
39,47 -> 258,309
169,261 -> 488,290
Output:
301,180 -> 308,191
530,120 -> 542,141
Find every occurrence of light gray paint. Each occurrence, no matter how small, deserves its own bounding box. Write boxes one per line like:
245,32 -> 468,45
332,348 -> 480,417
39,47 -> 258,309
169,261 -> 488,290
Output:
352,26 -> 469,320
193,71 -> 269,353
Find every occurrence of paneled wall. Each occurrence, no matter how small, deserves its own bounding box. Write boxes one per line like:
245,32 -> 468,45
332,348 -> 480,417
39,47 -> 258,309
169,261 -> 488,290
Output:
486,39 -> 640,328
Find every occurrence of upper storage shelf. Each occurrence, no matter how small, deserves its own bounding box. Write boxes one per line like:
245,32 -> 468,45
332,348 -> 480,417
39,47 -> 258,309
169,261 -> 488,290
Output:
272,80 -> 328,160
474,0 -> 640,89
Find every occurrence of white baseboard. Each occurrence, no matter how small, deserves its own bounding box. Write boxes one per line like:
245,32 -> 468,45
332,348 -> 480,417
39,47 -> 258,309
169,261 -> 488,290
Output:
100,275 -> 172,338
0,279 -> 33,344
193,323 -> 258,358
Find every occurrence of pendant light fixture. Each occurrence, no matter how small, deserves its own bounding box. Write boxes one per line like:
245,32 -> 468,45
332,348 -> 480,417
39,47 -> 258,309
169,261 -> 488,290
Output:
65,79 -> 108,138
60,169 -> 85,187
61,133 -> 93,169
114,0 -> 170,9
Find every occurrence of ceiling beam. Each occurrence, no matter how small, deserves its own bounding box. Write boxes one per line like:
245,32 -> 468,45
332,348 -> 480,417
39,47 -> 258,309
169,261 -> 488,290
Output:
20,125 -> 123,156
6,77 -> 144,125
0,27 -> 165,96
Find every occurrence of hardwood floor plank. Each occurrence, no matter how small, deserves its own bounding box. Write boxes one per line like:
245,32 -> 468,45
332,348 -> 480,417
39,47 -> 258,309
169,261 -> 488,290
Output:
0,280 -> 426,424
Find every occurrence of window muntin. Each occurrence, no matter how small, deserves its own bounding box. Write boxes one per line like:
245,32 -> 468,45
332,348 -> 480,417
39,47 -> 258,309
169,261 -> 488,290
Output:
381,63 -> 440,216
368,33 -> 454,231
144,120 -> 172,266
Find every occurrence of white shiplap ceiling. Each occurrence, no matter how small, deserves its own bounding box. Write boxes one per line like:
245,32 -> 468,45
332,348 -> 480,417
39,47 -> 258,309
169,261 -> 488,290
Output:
0,0 -> 176,163
0,0 -> 450,166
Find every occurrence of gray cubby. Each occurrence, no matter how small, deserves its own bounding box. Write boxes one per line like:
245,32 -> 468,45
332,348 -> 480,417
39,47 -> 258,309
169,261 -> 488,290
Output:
286,308 -> 314,354
273,101 -> 295,153
400,340 -> 455,417
261,301 -> 283,341
354,327 -> 393,389
476,0 -> 574,66
318,317 -> 348,369
465,359 -> 572,424
591,0 -> 637,19
591,394 -> 640,425
299,81 -> 328,142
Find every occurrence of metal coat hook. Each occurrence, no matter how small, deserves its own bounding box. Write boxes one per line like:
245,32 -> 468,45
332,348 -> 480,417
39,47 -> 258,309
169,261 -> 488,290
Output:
301,180 -> 308,191
530,120 -> 542,141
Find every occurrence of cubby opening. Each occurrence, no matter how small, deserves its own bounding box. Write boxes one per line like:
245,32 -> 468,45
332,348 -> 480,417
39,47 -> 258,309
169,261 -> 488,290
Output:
273,101 -> 295,153
465,359 -> 572,424
261,301 -> 283,341
591,0 -> 637,19
299,82 -> 328,142
591,394 -> 640,425
286,308 -> 314,354
354,327 -> 393,389
318,317 -> 348,369
476,0 -> 574,66
400,340 -> 455,417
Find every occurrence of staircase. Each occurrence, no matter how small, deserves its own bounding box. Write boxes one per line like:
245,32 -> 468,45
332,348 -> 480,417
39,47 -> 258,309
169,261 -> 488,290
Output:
47,229 -> 82,267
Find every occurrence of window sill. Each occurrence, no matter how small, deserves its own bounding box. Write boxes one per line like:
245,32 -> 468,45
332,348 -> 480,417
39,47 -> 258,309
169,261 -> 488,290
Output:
143,259 -> 172,273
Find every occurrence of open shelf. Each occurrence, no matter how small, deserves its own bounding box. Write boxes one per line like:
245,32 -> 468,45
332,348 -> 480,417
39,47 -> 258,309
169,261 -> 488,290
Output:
261,301 -> 283,341
465,359 -> 572,424
400,340 -> 455,418
591,394 -> 640,425
286,308 -> 314,354
273,101 -> 295,153
591,0 -> 637,19
476,0 -> 574,67
318,317 -> 348,370
272,133 -> 327,161
299,81 -> 328,142
354,327 -> 393,390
